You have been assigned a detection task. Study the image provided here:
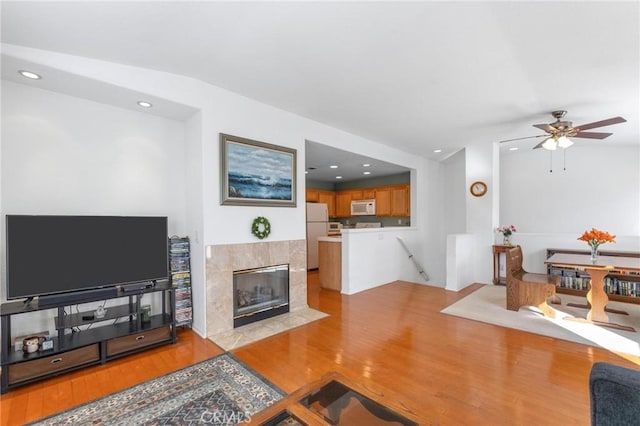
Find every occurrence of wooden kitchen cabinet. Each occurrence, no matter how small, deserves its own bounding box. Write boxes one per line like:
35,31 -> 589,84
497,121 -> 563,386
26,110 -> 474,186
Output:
375,187 -> 392,216
309,184 -> 409,218
391,185 -> 410,216
306,188 -> 319,202
362,189 -> 376,199
374,184 -> 409,217
335,192 -> 352,218
305,189 -> 336,218
349,190 -> 364,201
318,191 -> 336,218
335,190 -> 366,217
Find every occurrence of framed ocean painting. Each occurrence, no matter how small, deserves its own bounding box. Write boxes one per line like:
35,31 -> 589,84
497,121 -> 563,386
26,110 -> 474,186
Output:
220,134 -> 297,207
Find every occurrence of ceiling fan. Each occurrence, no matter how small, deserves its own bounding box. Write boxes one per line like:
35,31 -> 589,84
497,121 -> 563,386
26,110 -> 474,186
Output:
500,110 -> 627,150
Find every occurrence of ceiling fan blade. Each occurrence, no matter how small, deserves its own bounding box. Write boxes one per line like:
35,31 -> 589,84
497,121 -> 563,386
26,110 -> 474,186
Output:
575,116 -> 626,131
499,134 -> 546,143
532,123 -> 554,132
574,131 -> 613,139
532,141 -> 545,149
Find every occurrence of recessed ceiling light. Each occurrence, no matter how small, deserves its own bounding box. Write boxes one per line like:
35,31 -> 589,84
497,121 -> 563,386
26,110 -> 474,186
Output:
329,165 -> 338,169
363,171 -> 371,175
362,163 -> 371,167
305,171 -> 309,174
18,70 -> 41,80
137,101 -> 153,108
336,176 -> 343,179
433,149 -> 442,153
509,147 -> 519,151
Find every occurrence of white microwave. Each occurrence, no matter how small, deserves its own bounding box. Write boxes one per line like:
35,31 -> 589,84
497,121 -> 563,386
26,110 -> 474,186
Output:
328,222 -> 343,233
351,199 -> 376,216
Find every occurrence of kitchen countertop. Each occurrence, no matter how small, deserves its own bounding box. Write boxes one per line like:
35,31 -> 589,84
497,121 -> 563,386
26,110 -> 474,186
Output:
318,236 -> 342,243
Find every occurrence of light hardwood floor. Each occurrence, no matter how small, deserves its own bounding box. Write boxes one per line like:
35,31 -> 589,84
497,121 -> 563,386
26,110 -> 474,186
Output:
2,271 -> 638,424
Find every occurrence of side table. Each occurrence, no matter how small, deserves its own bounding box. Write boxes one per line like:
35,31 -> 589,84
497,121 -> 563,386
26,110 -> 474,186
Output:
493,244 -> 514,285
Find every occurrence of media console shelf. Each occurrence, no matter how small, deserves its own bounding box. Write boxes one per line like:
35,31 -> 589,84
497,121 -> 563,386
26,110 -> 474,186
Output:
0,281 -> 176,394
546,248 -> 640,304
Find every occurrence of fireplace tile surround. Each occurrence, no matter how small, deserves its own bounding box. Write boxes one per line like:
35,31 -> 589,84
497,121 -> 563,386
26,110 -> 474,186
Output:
210,307 -> 328,350
206,239 -> 309,339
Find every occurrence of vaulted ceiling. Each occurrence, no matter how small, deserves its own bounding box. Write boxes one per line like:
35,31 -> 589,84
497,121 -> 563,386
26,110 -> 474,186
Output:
2,2 -> 638,168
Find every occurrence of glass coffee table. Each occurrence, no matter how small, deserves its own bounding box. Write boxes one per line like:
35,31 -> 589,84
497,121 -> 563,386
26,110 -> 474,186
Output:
249,372 -> 419,425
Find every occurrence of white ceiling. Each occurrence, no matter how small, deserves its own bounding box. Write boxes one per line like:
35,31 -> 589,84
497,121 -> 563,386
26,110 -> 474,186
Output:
305,140 -> 410,182
1,1 -> 638,181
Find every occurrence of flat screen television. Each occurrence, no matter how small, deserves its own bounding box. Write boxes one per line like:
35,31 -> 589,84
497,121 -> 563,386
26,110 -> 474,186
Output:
6,215 -> 169,301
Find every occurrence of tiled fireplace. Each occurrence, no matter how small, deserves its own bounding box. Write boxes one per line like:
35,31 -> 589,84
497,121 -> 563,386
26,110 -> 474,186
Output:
205,240 -> 307,338
233,264 -> 289,327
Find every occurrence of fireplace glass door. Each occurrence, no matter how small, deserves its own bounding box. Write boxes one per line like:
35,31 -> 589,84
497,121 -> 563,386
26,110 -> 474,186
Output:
233,264 -> 290,327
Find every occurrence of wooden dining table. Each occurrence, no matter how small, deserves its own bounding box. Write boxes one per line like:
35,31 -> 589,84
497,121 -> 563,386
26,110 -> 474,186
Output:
545,253 -> 640,330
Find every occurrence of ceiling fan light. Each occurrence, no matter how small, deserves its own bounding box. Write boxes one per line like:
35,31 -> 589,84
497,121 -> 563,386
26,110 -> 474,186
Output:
557,136 -> 573,149
542,138 -> 557,150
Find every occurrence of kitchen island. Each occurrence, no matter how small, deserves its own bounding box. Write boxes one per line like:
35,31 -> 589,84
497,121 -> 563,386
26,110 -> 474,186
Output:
318,236 -> 342,291
316,226 -> 423,295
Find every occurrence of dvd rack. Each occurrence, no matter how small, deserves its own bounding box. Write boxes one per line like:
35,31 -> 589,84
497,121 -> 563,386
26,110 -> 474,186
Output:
170,236 -> 193,327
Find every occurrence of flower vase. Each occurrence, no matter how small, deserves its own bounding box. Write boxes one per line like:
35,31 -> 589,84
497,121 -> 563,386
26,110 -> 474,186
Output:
590,245 -> 599,261
503,235 -> 512,246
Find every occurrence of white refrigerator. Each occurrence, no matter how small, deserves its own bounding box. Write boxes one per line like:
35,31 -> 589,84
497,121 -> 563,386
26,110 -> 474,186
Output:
306,202 -> 328,270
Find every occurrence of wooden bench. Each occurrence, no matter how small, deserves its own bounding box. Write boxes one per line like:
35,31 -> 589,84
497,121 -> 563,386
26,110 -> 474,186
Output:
506,246 -> 560,318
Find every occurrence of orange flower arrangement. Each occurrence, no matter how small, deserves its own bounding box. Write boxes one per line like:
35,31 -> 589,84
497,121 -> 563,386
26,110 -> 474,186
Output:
578,228 -> 616,248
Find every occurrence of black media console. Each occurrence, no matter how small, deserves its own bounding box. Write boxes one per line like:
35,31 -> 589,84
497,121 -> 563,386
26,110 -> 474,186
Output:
0,281 -> 176,394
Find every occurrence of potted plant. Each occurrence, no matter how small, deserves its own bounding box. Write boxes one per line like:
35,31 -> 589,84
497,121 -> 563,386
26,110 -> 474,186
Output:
496,225 -> 517,245
578,228 -> 616,261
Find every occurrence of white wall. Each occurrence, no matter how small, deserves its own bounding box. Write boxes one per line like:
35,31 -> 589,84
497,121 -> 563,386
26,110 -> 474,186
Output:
494,144 -> 640,282
1,81 -> 188,337
1,81 -> 187,225
501,145 -> 640,235
464,142 -> 499,285
441,150 -> 470,290
406,156 -> 446,287
443,141 -> 640,290
341,227 -> 425,295
443,149 -> 466,236
446,233 -> 474,291
184,112 -> 206,336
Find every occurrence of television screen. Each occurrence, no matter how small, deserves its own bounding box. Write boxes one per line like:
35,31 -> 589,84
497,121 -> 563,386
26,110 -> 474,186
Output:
6,215 -> 168,300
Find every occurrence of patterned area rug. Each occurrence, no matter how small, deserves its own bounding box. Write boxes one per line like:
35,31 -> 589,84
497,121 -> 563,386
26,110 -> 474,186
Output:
30,353 -> 285,425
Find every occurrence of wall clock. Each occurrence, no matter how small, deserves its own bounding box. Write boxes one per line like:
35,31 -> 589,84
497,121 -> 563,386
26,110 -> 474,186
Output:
470,181 -> 487,197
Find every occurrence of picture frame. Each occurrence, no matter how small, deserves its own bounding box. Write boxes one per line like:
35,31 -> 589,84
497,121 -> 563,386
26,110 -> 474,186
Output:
220,133 -> 297,207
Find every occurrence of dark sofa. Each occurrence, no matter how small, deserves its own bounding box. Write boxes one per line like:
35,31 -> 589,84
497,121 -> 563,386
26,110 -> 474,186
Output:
590,362 -> 640,425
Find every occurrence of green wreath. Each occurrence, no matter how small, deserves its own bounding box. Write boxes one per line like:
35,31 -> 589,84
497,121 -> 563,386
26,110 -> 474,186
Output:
251,216 -> 271,239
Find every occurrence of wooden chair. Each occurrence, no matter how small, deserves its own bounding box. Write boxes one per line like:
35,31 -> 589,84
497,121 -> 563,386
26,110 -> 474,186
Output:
505,246 -> 560,318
